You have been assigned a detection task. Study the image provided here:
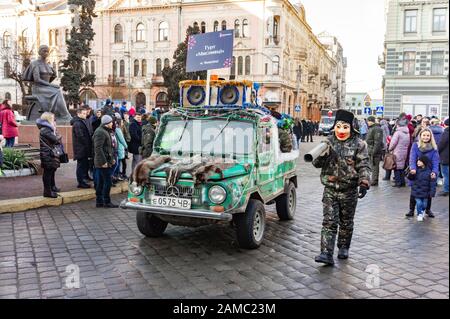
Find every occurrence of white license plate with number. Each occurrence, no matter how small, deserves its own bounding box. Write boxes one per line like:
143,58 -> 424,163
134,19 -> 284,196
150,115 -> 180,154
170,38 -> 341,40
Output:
150,196 -> 191,209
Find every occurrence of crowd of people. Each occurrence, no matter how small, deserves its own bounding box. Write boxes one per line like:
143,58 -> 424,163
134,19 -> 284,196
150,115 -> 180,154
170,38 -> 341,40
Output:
362,113 -> 448,221
292,119 -> 320,145
35,99 -> 160,208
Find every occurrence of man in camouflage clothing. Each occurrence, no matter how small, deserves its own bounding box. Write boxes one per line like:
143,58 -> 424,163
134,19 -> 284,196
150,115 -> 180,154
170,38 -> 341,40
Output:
312,110 -> 371,265
365,116 -> 384,186
279,128 -> 293,153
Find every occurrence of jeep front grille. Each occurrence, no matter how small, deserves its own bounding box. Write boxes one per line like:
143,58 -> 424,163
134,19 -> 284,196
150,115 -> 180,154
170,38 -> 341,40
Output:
150,184 -> 201,199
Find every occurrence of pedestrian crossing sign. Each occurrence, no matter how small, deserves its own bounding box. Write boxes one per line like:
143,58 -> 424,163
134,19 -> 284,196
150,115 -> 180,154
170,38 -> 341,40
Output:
295,105 -> 301,112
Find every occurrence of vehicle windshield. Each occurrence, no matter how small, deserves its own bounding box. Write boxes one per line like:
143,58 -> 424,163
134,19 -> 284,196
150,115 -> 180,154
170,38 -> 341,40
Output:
321,117 -> 334,125
156,119 -> 255,161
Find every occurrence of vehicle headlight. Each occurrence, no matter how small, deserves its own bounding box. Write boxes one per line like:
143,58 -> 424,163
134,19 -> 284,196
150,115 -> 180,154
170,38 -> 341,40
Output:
208,185 -> 227,204
129,182 -> 143,196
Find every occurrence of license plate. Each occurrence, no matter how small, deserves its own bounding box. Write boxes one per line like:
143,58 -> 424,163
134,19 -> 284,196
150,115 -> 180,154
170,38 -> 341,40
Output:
150,196 -> 191,209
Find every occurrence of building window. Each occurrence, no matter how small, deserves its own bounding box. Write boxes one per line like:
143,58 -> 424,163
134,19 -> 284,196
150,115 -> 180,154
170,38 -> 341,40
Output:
142,59 -> 147,77
5,92 -> 11,100
49,30 -> 53,46
114,24 -> 123,43
164,58 -> 170,69
193,22 -> 199,31
65,29 -> 70,42
3,62 -> 11,78
84,61 -> 89,75
221,20 -> 227,30
53,62 -> 58,77
237,56 -> 243,75
136,23 -> 145,41
2,31 -> 11,48
245,56 -> 251,75
265,63 -> 268,75
273,16 -> 280,44
234,20 -> 240,38
201,22 -> 206,34
159,21 -> 169,41
433,8 -> 447,32
272,56 -> 280,75
404,10 -> 417,33
156,58 -> 162,76
119,60 -> 125,77
90,61 -> 95,74
213,21 -> 219,32
112,60 -> 117,77
134,59 -> 139,77
242,19 -> 249,38
431,51 -> 444,75
230,56 -> 236,77
403,51 -> 416,75
55,30 -> 59,46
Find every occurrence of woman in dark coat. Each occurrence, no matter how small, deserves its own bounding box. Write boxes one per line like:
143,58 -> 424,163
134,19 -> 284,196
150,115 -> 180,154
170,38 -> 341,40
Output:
37,112 -> 61,198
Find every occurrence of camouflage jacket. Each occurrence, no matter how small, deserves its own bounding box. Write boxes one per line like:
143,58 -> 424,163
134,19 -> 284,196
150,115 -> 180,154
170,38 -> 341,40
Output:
312,135 -> 371,191
279,128 -> 293,153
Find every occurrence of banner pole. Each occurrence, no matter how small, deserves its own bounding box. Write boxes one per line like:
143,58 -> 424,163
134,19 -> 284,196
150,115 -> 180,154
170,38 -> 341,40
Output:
205,69 -> 212,107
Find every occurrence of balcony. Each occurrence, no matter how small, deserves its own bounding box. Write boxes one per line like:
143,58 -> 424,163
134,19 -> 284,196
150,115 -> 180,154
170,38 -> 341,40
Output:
308,93 -> 318,102
378,54 -> 385,69
298,47 -> 308,61
152,74 -> 164,84
309,66 -> 319,76
107,75 -> 125,86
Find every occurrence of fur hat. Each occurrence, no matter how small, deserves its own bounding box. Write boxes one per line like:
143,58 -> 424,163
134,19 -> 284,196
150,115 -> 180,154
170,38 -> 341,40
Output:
331,110 -> 358,134
101,115 -> 113,125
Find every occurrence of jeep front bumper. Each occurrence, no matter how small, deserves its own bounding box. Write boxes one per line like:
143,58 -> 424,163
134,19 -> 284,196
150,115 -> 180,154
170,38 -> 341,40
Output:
120,200 -> 233,221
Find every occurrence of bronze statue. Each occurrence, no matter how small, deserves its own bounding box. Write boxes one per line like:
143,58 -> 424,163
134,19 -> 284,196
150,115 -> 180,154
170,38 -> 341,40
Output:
22,45 -> 72,122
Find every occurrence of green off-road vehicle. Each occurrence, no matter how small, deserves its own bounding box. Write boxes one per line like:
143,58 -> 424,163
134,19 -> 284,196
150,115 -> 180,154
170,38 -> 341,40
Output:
121,81 -> 299,249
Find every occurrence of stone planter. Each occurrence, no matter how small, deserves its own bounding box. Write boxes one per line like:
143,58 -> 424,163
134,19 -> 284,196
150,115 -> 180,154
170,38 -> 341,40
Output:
0,168 -> 36,178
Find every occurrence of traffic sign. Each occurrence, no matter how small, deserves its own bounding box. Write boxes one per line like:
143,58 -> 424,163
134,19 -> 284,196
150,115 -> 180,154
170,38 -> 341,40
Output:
364,107 -> 371,115
376,106 -> 384,113
295,105 -> 301,112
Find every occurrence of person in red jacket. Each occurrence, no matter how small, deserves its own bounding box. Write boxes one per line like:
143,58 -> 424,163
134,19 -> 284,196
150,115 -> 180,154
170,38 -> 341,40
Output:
0,100 -> 19,147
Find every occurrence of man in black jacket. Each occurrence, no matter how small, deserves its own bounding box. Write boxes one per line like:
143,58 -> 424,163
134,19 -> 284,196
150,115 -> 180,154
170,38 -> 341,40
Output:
71,108 -> 92,188
129,113 -> 143,171
93,115 -> 117,208
366,116 -> 384,186
438,118 -> 449,196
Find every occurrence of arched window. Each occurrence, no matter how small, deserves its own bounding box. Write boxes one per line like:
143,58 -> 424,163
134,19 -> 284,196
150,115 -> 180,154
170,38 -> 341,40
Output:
49,30 -> 53,46
119,60 -> 125,77
112,60 -> 117,77
136,23 -> 145,42
272,56 -> 280,75
3,62 -> 11,78
193,21 -> 199,30
65,29 -> 70,42
221,20 -> 227,30
213,21 -> 219,32
164,58 -> 170,69
230,56 -> 236,78
234,20 -> 240,37
91,60 -> 95,74
156,58 -> 162,75
2,31 -> 11,48
237,56 -> 243,75
242,19 -> 249,38
158,21 -> 168,41
55,30 -> 59,46
141,59 -> 147,77
5,92 -> 11,100
114,24 -> 123,43
245,56 -> 251,75
201,22 -> 206,33
134,59 -> 139,77
85,61 -> 89,75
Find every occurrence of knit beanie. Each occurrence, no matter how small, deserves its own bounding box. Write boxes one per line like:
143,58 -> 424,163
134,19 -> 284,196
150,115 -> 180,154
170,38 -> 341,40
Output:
101,115 -> 113,125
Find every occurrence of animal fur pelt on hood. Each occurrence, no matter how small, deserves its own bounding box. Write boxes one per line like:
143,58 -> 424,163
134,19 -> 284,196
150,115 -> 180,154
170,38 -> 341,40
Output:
163,156 -> 237,186
133,155 -> 172,185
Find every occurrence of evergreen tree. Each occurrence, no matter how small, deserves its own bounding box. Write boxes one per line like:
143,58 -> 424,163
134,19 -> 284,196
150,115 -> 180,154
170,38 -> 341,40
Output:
60,0 -> 96,106
162,26 -> 207,105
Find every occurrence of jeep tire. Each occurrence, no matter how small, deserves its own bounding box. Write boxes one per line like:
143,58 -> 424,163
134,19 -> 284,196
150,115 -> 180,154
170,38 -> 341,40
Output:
136,212 -> 168,237
233,199 -> 266,249
275,182 -> 297,221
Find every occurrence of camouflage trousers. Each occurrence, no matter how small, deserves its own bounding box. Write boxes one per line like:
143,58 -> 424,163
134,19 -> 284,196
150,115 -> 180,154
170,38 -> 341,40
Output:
320,187 -> 359,255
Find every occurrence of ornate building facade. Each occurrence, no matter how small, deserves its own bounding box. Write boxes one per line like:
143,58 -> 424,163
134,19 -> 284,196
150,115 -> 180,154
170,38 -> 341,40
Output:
1,0 -> 347,121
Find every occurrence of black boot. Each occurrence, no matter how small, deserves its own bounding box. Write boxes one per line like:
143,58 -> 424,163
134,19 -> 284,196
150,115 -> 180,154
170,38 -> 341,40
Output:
338,248 -> 349,259
51,186 -> 61,192
425,210 -> 435,218
314,252 -> 334,266
43,191 -> 58,198
405,211 -> 414,217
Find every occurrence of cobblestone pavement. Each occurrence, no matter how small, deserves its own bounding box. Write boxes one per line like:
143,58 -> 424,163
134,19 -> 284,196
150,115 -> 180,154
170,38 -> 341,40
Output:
0,138 -> 448,299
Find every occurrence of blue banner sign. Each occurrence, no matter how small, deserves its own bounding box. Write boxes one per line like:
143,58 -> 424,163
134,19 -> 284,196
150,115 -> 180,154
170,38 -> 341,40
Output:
186,30 -> 234,72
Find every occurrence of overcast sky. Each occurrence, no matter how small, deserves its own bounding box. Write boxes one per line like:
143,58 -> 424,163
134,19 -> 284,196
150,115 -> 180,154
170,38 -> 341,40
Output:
300,0 -> 386,99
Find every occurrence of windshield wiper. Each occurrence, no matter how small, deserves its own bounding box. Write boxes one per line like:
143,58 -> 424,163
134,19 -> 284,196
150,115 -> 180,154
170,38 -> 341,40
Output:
178,117 -> 189,142
213,117 -> 232,141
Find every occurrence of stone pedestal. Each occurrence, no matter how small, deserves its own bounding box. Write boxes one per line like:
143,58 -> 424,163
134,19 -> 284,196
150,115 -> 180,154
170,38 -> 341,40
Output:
18,124 -> 74,159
